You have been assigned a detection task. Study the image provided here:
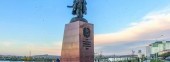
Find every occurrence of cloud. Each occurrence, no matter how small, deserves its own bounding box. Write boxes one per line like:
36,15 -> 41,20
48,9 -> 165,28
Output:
94,9 -> 170,46
94,8 -> 170,55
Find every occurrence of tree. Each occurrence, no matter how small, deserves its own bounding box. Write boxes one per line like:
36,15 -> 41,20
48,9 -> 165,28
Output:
159,52 -> 170,59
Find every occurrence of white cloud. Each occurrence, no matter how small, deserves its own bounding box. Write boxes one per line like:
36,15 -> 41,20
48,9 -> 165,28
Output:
93,8 -> 170,55
94,8 -> 170,46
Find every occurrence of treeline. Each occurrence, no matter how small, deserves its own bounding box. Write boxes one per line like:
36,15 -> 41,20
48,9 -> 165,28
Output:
0,56 -> 59,61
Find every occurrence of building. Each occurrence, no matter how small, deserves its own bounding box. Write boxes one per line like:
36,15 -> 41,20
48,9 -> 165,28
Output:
146,46 -> 151,59
149,41 -> 170,54
165,41 -> 170,50
146,41 -> 170,58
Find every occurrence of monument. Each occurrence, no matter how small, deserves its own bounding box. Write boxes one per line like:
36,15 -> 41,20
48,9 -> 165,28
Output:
60,0 -> 94,62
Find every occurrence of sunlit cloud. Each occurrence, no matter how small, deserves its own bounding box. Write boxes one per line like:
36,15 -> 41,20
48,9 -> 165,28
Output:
94,8 -> 170,46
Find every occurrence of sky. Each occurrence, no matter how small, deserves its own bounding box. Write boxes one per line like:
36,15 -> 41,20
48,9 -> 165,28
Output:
0,0 -> 170,56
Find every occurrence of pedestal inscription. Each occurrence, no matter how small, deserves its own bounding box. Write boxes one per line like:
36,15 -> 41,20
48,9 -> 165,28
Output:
60,21 -> 94,62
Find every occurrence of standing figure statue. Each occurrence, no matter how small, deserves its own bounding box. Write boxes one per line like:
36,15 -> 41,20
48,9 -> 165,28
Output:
67,0 -> 87,18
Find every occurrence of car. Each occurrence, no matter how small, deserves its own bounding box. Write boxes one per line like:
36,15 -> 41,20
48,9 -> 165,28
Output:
165,56 -> 170,61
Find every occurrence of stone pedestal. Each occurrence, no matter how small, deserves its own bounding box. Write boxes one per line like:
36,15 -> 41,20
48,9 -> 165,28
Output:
61,21 -> 94,62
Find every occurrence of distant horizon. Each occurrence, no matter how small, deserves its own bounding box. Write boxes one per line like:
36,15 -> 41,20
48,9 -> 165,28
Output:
0,54 -> 60,56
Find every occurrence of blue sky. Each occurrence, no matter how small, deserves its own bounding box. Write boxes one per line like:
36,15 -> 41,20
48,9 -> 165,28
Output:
0,0 -> 170,55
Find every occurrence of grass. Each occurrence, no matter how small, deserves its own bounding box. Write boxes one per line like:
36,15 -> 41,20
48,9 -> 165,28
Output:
151,59 -> 164,62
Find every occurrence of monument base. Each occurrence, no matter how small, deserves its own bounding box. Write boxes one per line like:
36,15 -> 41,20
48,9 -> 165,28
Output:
70,17 -> 88,23
61,21 -> 94,62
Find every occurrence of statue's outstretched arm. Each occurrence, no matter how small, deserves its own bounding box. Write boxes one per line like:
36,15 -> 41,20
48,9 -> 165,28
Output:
67,0 -> 76,8
67,6 -> 73,8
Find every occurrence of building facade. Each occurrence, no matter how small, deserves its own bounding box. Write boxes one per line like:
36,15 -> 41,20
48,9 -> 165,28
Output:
149,41 -> 170,55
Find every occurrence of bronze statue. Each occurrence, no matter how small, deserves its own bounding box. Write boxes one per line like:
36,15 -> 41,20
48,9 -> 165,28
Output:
67,0 -> 87,18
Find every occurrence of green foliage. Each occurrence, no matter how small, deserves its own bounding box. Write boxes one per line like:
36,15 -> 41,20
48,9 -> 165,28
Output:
159,52 -> 170,59
151,59 -> 164,62
0,56 -> 58,61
